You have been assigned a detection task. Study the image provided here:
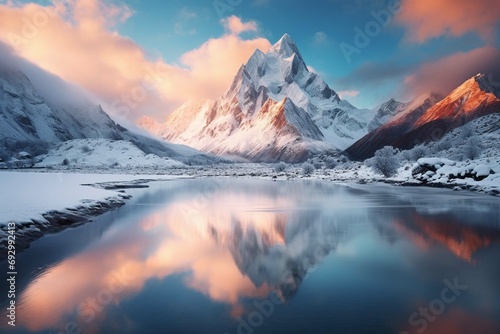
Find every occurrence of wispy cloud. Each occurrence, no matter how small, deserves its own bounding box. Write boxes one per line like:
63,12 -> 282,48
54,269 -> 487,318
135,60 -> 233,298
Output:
174,22 -> 196,36
338,90 -> 360,99
403,46 -> 500,97
173,7 -> 198,36
179,8 -> 197,20
395,0 -> 500,43
313,31 -> 329,45
221,15 -> 258,35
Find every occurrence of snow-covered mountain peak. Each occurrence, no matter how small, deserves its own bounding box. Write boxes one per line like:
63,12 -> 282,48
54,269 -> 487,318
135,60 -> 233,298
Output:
228,34 -> 343,120
268,33 -> 303,60
142,34 -> 411,160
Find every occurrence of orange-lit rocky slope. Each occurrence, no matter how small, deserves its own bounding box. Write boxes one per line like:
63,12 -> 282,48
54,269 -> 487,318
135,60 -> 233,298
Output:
347,74 -> 500,160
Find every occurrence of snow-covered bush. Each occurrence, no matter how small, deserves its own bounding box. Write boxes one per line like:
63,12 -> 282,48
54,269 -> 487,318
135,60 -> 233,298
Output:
81,145 -> 92,153
313,161 -> 323,169
459,123 -> 475,139
274,162 -> 287,173
462,136 -> 483,160
399,150 -> 411,162
324,157 -> 337,169
367,146 -> 401,177
409,145 -> 428,161
302,163 -> 315,176
432,136 -> 452,153
0,147 -> 10,162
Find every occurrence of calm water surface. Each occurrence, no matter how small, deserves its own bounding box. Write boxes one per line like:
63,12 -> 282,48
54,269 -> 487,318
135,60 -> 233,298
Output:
2,178 -> 500,334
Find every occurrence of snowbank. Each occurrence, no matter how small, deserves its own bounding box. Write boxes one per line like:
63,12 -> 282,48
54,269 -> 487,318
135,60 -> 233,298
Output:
35,139 -> 185,168
0,172 -> 184,255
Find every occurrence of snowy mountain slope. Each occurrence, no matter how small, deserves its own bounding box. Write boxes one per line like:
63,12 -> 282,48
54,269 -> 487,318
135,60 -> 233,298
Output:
413,74 -> 500,128
0,52 -> 221,165
35,139 -> 185,168
348,74 -> 500,161
137,99 -> 216,143
0,66 -> 127,144
136,115 -> 166,137
366,98 -> 411,132
426,112 -> 500,163
392,74 -> 500,152
390,113 -> 500,194
139,34 -> 406,162
347,93 -> 443,160
164,99 -> 215,139
201,98 -> 331,162
151,96 -> 332,162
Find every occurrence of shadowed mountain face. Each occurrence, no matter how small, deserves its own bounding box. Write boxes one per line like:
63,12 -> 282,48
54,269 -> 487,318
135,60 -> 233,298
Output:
347,74 -> 500,160
0,68 -> 125,143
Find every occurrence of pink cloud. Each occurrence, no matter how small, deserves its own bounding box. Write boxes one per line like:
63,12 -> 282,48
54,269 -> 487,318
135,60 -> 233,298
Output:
0,1 -> 270,120
396,0 -> 500,43
222,15 -> 258,35
180,34 -> 271,98
338,90 -> 360,99
403,46 -> 500,97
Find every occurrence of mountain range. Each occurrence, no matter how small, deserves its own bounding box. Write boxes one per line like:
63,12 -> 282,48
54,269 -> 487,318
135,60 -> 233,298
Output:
1,34 -> 499,164
139,35 -> 419,162
139,34 -> 500,162
347,74 -> 500,160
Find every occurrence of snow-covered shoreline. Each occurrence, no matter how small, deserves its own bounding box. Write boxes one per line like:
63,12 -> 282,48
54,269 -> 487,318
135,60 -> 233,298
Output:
0,172 -> 189,257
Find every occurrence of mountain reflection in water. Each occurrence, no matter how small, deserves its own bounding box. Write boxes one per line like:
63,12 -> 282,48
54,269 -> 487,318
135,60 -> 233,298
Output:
5,179 -> 500,334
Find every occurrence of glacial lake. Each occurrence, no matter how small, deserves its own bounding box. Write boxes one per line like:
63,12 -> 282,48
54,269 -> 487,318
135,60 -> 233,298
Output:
2,178 -> 500,334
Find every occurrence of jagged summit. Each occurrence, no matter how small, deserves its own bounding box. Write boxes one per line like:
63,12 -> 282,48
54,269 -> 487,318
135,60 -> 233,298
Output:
232,34 -> 342,117
268,33 -> 303,59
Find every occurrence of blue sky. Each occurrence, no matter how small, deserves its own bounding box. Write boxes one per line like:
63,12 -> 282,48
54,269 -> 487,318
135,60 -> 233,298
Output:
114,0 -> 500,108
2,0 -> 499,117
